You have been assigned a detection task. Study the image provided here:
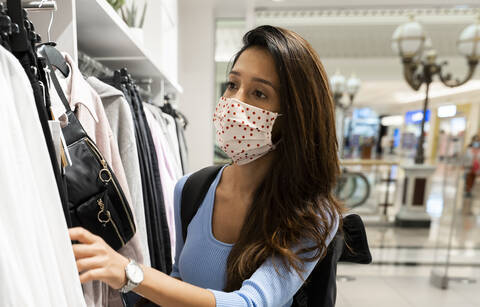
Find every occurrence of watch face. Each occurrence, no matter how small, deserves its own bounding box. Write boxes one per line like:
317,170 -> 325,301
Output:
127,263 -> 144,284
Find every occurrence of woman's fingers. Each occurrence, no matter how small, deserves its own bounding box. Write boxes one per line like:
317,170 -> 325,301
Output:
72,243 -> 103,259
76,256 -> 106,273
69,227 -> 99,244
69,227 -> 129,289
79,268 -> 107,284
78,263 -> 126,289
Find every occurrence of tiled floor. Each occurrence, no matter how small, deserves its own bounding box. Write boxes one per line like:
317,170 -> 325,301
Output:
336,162 -> 480,307
336,272 -> 479,307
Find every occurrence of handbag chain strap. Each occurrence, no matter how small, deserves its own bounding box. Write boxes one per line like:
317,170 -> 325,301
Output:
44,54 -> 72,113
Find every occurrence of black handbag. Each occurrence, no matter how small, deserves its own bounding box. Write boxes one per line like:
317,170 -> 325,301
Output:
46,57 -> 136,251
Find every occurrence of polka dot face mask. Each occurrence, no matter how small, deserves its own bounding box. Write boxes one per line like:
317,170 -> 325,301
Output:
213,97 -> 281,165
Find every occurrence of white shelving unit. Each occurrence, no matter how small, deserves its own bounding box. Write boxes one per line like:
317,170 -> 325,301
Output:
76,0 -> 182,96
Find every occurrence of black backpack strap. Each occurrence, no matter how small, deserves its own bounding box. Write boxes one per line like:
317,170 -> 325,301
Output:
180,165 -> 223,242
339,214 -> 372,264
293,214 -> 371,307
292,228 -> 344,307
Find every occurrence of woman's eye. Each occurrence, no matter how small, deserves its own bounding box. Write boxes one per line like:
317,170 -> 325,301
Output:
227,82 -> 237,90
254,90 -> 267,99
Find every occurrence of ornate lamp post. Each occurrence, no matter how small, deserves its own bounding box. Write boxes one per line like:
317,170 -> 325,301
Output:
330,71 -> 361,157
392,16 -> 480,228
392,16 -> 480,164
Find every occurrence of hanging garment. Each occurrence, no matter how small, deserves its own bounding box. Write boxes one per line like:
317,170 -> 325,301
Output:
131,97 -> 173,272
115,76 -> 172,273
0,45 -> 86,307
144,104 -> 179,259
6,21 -> 71,226
130,85 -> 172,273
87,76 -> 151,267
174,116 -> 189,174
49,55 -> 144,307
162,112 -> 183,174
144,103 -> 183,179
161,103 -> 189,174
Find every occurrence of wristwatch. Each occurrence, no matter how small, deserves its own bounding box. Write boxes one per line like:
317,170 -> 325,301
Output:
120,259 -> 144,293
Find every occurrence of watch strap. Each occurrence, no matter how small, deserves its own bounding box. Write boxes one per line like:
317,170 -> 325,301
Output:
120,278 -> 138,293
120,260 -> 141,293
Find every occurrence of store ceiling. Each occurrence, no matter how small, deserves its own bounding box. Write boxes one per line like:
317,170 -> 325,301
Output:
215,0 -> 480,15
253,0 -> 480,10
214,1 -> 480,115
283,22 -> 468,58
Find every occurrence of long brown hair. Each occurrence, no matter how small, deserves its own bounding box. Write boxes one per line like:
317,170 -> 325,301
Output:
224,25 -> 344,291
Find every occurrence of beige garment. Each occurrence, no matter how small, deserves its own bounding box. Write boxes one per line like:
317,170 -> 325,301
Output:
87,77 -> 151,269
50,54 -> 144,307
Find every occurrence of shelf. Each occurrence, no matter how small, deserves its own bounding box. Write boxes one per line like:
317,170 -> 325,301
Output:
76,0 -> 182,95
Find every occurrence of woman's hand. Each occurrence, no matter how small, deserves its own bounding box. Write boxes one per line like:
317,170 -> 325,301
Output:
69,227 -> 129,289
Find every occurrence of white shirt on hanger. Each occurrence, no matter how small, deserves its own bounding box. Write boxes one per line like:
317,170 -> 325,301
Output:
0,45 -> 86,307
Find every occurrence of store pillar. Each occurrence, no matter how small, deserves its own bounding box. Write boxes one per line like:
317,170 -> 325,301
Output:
178,0 -> 215,171
395,164 -> 435,227
336,107 -> 345,156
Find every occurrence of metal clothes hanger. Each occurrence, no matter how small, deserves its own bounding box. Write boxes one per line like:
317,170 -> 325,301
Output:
36,1 -> 70,77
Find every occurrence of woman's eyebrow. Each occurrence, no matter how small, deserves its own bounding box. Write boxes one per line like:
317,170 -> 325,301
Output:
229,70 -> 241,77
229,70 -> 276,90
251,77 -> 275,90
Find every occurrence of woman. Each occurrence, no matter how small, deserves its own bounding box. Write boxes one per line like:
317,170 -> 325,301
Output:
70,25 -> 343,306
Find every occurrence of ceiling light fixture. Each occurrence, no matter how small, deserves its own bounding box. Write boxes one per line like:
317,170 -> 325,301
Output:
391,14 -> 480,164
329,71 -> 361,158
437,105 -> 457,118
381,115 -> 404,126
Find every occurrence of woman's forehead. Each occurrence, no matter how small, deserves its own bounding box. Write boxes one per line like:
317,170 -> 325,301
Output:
232,47 -> 279,86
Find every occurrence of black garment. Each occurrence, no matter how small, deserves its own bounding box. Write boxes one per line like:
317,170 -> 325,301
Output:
0,9 -> 12,51
132,83 -> 172,273
33,59 -> 71,227
36,57 -> 71,227
6,5 -> 71,226
117,78 -> 172,274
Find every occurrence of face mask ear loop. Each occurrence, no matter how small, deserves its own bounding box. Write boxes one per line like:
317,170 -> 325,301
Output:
269,112 -> 283,150
271,139 -> 283,151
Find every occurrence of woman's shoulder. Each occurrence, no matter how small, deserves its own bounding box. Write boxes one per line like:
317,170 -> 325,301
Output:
173,175 -> 192,214
173,165 -> 227,208
313,200 -> 341,244
174,165 -> 226,196
174,174 -> 191,194
323,207 -> 340,243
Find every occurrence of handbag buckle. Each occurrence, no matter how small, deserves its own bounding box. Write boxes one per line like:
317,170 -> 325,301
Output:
98,160 -> 112,183
97,199 -> 111,226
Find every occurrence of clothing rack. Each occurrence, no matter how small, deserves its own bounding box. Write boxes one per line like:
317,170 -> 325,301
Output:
1,0 -> 73,227
161,96 -> 188,129
0,0 -> 56,11
79,50 -> 153,99
136,77 -> 153,97
0,4 -> 16,48
2,2 -> 188,306
78,50 -> 114,78
23,1 -> 57,11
